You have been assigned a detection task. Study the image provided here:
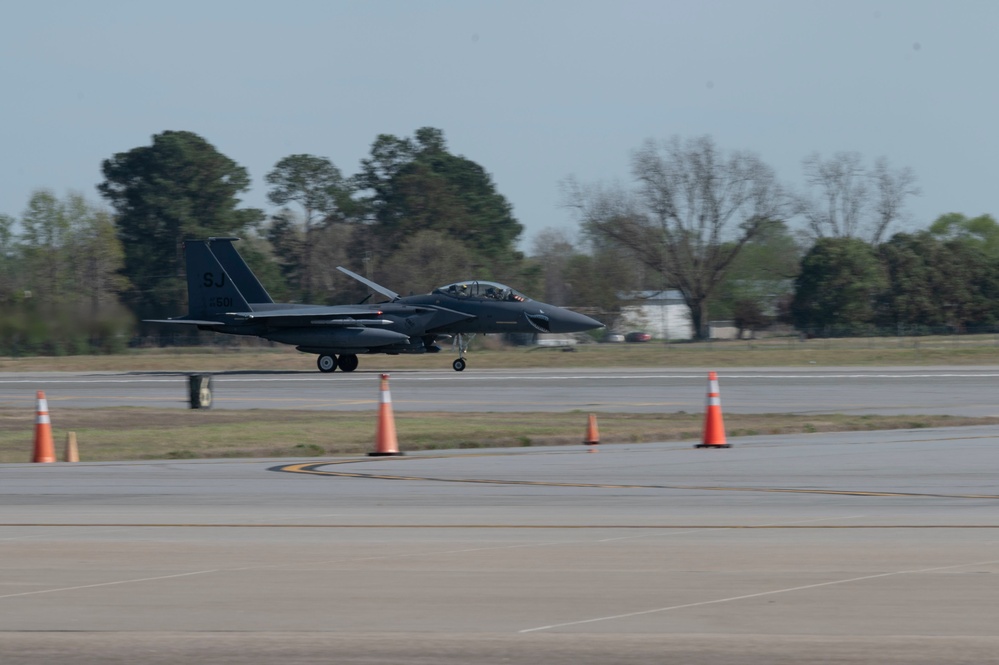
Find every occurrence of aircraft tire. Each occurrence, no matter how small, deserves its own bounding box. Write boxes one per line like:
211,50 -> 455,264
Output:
317,354 -> 338,373
337,354 -> 359,372
452,358 -> 466,372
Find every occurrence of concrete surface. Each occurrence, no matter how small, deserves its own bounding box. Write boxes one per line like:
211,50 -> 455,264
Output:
2,426 -> 999,663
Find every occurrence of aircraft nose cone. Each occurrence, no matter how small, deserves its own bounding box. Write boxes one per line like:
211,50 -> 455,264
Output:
546,308 -> 604,333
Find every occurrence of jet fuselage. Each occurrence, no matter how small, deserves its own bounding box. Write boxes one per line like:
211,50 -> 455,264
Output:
147,239 -> 603,372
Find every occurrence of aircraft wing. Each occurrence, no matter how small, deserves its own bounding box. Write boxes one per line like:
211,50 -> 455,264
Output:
144,318 -> 227,326
229,305 -> 390,323
147,306 -> 392,326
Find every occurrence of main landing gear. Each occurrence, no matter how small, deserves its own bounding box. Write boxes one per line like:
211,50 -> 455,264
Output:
316,339 -> 470,373
317,354 -> 359,373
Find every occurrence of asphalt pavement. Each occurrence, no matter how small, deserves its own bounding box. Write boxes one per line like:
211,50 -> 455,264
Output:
4,367 -> 999,663
3,366 -> 999,415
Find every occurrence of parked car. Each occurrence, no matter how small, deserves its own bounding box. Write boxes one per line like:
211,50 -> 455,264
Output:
534,334 -> 578,347
603,333 -> 625,343
625,331 -> 652,343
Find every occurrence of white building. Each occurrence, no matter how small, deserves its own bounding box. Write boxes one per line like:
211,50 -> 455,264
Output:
618,290 -> 694,340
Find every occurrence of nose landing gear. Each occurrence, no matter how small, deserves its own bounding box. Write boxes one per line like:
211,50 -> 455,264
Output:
451,333 -> 474,371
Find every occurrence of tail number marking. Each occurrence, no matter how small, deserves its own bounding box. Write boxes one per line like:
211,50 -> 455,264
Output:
203,272 -> 227,288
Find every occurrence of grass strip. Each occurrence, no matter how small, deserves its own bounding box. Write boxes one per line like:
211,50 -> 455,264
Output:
1,408 -> 995,463
6,338 -> 999,373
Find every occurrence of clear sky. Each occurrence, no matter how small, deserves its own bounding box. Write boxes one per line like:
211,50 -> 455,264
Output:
2,0 -> 996,250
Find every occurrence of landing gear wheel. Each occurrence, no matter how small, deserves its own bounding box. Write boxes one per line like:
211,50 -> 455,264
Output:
337,354 -> 359,372
317,354 -> 338,373
452,333 -> 470,372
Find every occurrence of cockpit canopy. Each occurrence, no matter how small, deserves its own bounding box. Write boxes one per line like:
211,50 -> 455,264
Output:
435,281 -> 529,302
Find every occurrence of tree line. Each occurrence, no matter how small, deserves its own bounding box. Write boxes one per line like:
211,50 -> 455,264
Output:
0,128 -> 993,355
793,214 -> 999,336
0,192 -> 131,354
1,128 -> 529,353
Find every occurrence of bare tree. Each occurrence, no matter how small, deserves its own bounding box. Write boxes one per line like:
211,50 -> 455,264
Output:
530,227 -> 576,305
871,157 -> 919,243
797,152 -> 918,244
565,135 -> 787,339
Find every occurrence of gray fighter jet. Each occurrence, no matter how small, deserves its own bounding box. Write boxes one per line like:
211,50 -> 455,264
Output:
147,238 -> 603,372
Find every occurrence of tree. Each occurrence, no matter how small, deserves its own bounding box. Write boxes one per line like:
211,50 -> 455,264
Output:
870,228 -> 999,333
265,154 -> 353,301
797,152 -> 919,244
66,202 -> 130,314
562,246 -> 637,332
530,228 -> 577,305
939,239 -> 999,329
928,212 -> 999,256
877,232 -> 942,328
98,131 -> 263,322
791,237 -> 887,334
353,127 -> 524,267
566,135 -> 787,339
0,212 -> 23,304
266,154 -> 349,223
377,230 -> 482,296
265,211 -> 306,298
711,219 -> 801,336
1,191 -> 133,355
20,189 -> 72,299
17,190 -> 129,311
0,213 -> 13,255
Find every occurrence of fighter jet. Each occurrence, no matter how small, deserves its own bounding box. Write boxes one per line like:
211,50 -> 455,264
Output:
147,238 -> 603,372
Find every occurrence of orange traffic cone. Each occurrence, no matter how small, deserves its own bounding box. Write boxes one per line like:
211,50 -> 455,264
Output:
695,371 -> 731,449
584,413 -> 600,450
369,373 -> 403,456
32,391 -> 56,463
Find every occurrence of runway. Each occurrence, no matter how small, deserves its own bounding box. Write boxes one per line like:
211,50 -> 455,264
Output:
3,365 -> 999,415
3,424 -> 999,663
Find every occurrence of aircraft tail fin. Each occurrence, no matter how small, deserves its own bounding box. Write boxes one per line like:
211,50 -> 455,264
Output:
207,237 -> 273,304
184,240 -> 252,319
